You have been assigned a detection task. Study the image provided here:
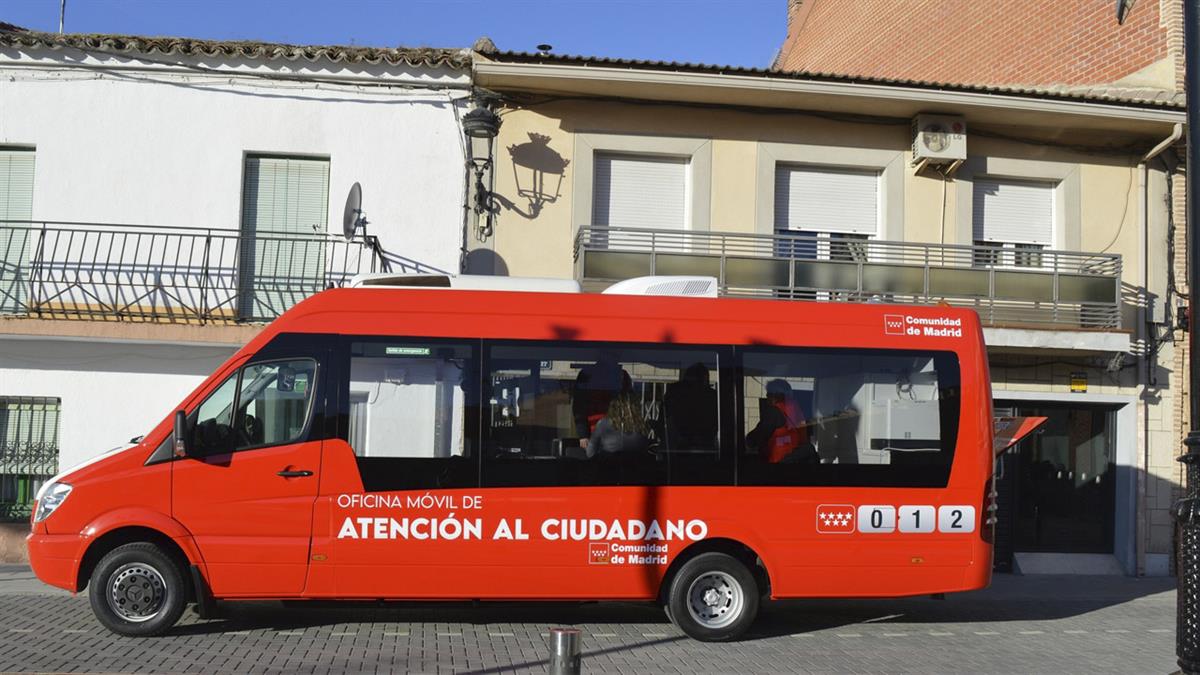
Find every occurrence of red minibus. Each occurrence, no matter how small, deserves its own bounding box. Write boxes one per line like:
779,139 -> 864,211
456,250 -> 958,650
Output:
27,280 -> 995,641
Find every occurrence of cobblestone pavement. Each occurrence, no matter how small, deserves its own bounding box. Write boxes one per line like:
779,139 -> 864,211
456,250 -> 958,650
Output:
0,565 -> 1178,674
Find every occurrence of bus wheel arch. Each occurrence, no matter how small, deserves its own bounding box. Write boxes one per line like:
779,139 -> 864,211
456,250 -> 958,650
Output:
76,526 -> 194,598
660,537 -> 771,603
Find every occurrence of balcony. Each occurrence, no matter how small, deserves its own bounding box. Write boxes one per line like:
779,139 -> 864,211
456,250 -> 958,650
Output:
0,220 -> 437,325
575,226 -> 1125,341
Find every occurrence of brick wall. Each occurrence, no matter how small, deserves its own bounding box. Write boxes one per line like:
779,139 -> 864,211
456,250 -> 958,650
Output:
776,0 -> 1178,89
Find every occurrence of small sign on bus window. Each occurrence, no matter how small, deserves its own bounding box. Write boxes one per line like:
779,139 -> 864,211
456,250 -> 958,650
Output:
386,346 -> 432,357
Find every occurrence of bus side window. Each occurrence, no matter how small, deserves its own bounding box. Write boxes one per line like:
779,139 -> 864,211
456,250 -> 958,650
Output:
344,340 -> 479,491
481,341 -> 724,487
233,359 -> 318,450
191,371 -> 239,456
739,348 -> 960,488
189,358 -> 318,456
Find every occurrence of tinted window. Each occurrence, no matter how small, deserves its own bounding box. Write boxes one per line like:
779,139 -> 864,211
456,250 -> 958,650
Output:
344,339 -> 478,491
192,372 -> 238,455
482,341 -> 727,487
190,359 -> 317,455
739,348 -> 960,487
235,360 -> 317,448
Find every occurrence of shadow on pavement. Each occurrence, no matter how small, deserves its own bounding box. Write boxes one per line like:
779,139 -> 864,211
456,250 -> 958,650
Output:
154,572 -> 1176,641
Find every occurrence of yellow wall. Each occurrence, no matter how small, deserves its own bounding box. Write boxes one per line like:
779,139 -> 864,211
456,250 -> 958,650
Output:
485,100 -> 1148,290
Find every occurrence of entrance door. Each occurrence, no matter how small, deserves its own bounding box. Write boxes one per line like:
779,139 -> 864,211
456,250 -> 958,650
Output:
993,402 -> 1116,568
173,357 -> 322,596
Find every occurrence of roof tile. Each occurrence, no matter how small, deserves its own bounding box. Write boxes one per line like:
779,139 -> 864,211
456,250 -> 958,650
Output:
0,24 -> 471,70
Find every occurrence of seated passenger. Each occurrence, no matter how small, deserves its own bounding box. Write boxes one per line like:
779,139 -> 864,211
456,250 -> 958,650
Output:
586,392 -> 651,457
663,362 -> 718,451
746,379 -> 815,463
572,357 -> 631,439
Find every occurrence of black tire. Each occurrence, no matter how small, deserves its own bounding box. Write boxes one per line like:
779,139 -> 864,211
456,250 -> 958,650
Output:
88,542 -> 187,637
666,551 -> 759,642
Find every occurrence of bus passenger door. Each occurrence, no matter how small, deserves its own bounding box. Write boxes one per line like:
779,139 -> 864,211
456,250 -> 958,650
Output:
323,338 -> 481,598
172,356 -> 323,597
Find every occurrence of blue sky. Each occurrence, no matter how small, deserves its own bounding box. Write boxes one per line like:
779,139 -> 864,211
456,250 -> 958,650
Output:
4,0 -> 786,68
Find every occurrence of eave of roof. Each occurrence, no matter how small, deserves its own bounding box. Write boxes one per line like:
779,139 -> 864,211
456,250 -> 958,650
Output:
0,23 -> 471,70
486,50 -> 1184,110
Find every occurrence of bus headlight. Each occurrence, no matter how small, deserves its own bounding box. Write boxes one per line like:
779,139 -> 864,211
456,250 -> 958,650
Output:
33,482 -> 72,523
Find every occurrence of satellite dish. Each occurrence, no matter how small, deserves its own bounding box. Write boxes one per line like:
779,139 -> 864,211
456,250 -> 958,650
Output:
343,182 -> 367,240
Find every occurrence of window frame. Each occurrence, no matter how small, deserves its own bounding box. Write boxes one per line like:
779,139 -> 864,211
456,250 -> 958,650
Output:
335,335 -> 483,492
572,132 -> 712,238
188,356 -> 321,457
955,156 -> 1080,253
479,338 -> 736,488
755,142 -> 905,241
734,345 -> 962,489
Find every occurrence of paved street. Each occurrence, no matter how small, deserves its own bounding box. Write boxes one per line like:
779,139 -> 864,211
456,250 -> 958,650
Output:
0,564 -> 1178,674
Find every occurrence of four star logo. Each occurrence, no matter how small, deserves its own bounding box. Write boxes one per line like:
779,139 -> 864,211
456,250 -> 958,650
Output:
816,504 -> 855,533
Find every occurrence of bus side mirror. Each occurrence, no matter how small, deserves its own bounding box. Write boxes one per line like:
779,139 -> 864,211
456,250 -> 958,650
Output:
173,410 -> 192,458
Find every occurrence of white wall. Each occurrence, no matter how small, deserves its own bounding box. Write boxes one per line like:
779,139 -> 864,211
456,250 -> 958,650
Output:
0,338 -> 236,469
0,50 -> 470,274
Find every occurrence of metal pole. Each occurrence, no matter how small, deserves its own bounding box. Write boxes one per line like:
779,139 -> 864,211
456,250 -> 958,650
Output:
1180,2 -> 1200,673
58,0 -> 65,33
547,627 -> 581,675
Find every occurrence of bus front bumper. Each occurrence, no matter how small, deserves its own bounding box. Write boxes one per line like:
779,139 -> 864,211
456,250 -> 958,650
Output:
26,532 -> 81,592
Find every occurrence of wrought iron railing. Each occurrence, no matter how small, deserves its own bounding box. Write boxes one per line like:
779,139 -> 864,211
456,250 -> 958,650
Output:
0,220 -> 440,324
574,226 -> 1124,329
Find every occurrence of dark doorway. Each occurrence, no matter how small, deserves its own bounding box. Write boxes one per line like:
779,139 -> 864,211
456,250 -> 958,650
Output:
993,401 -> 1117,571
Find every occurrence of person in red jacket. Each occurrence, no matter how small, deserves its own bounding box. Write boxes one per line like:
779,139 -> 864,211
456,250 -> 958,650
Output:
746,379 -> 814,463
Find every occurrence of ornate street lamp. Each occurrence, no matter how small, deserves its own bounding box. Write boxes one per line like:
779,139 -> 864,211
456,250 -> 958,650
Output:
463,103 -> 502,239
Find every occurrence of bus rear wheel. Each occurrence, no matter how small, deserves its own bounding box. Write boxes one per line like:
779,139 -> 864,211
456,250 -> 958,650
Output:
88,542 -> 187,637
666,552 -> 759,642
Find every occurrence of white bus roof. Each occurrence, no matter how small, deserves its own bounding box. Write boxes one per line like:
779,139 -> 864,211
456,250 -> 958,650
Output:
347,273 -> 721,297
347,273 -> 583,293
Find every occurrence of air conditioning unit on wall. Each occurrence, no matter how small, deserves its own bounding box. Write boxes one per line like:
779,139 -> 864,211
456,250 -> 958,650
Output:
911,114 -> 966,172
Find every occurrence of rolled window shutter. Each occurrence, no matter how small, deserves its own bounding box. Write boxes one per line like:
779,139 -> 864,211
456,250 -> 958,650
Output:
775,164 -> 878,235
0,151 -> 35,313
592,153 -> 688,230
239,156 -> 329,318
972,178 -> 1054,245
0,150 -> 35,221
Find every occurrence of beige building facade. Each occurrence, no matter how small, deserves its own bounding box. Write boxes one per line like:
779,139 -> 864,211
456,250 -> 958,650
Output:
470,51 -> 1186,576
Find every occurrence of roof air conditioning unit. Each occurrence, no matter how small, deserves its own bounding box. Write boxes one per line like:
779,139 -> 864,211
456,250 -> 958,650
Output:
602,276 -> 719,298
911,114 -> 966,172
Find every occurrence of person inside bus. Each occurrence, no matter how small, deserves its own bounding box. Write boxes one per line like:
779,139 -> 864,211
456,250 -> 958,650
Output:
745,379 -> 816,464
585,391 -> 652,458
573,357 -> 632,445
663,362 -> 718,452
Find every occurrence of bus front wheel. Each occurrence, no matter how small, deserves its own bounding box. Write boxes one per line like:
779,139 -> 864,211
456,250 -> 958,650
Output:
88,542 -> 187,637
666,551 -> 759,642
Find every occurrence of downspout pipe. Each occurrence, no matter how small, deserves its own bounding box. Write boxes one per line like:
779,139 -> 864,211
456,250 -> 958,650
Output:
1139,123 -> 1181,577
1145,123 -> 1184,164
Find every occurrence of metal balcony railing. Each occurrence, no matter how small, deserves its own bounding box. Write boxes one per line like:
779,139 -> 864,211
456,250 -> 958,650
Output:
0,220 -> 437,324
574,226 -> 1123,329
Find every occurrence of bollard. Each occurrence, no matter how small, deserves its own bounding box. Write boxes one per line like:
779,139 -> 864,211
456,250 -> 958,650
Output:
547,627 -> 581,675
1177,435 -> 1200,675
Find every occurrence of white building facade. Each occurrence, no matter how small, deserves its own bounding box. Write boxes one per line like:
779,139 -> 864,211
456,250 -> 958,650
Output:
0,27 -> 474,516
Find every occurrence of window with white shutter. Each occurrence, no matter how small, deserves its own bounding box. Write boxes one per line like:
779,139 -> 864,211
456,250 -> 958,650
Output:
972,177 -> 1054,268
592,153 -> 688,232
774,164 -> 879,260
238,155 -> 329,319
0,150 -> 35,314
